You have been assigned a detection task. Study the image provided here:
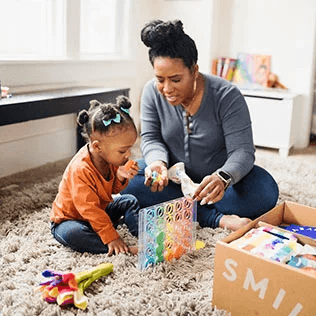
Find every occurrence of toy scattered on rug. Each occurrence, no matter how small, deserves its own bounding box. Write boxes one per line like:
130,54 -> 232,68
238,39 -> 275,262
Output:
195,240 -> 205,250
37,263 -> 114,310
138,196 -> 197,270
167,162 -> 199,198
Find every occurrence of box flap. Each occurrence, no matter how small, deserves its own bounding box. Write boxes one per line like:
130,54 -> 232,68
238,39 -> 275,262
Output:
283,201 -> 316,226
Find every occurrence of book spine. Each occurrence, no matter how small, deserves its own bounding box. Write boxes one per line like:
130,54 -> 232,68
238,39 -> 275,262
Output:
221,58 -> 231,79
216,57 -> 225,77
225,59 -> 237,81
211,58 -> 218,75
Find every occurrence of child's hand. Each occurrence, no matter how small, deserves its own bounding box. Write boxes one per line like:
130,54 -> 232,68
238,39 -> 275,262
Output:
107,238 -> 138,256
117,160 -> 139,181
107,237 -> 129,256
117,160 -> 139,180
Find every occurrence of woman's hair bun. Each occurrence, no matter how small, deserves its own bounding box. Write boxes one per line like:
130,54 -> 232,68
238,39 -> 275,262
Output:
141,19 -> 185,48
116,95 -> 132,110
77,109 -> 89,126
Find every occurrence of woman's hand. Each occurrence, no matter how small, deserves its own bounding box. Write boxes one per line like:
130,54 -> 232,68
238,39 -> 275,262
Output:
144,160 -> 168,192
193,174 -> 225,205
107,237 -> 129,256
117,160 -> 139,181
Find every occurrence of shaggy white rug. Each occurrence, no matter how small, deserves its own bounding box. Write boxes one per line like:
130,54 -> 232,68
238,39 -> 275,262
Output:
0,148 -> 315,316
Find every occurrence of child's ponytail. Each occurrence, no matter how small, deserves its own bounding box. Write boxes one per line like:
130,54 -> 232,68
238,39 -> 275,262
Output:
77,109 -> 89,127
116,95 -> 132,115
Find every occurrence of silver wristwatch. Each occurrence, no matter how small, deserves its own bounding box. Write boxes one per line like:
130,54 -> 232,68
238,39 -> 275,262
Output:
216,171 -> 231,191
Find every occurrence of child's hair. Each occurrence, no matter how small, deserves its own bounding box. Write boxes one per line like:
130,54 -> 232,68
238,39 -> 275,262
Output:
77,95 -> 136,143
140,19 -> 198,70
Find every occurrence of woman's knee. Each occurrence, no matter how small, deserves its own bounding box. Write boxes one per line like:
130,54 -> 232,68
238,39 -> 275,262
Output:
253,165 -> 279,207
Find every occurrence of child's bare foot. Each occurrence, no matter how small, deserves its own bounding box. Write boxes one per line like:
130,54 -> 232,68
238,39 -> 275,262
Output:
219,214 -> 252,231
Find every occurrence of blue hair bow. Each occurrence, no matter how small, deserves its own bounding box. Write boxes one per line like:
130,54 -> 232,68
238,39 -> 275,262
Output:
121,107 -> 130,115
103,113 -> 121,127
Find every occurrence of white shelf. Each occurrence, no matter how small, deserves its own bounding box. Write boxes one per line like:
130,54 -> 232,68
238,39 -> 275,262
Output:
240,88 -> 301,157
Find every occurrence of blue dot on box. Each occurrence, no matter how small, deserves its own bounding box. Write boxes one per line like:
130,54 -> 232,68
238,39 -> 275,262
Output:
282,224 -> 316,239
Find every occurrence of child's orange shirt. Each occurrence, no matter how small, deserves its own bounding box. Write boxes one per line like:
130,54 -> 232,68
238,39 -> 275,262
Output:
51,144 -> 128,245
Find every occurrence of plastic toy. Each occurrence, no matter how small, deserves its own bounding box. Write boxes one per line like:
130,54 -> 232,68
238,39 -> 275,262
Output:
195,240 -> 205,250
38,263 -> 114,310
167,162 -> 198,197
124,159 -> 136,171
138,196 -> 197,271
151,170 -> 161,184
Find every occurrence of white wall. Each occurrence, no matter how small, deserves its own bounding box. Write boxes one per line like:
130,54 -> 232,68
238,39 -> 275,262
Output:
0,0 -> 315,177
151,0 -> 214,74
0,0 -> 153,177
226,0 -> 316,148
0,114 -> 77,177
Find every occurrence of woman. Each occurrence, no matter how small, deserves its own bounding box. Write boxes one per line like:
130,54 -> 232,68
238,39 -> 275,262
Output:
123,19 -> 279,231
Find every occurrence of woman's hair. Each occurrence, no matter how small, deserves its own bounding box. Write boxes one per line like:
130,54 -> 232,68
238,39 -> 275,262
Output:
77,95 -> 136,143
140,19 -> 198,69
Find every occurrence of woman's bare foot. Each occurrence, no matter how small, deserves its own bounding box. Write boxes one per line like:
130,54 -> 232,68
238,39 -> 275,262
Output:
219,214 -> 252,231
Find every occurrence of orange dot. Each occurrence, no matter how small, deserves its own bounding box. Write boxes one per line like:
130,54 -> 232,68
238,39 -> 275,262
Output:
173,246 -> 184,259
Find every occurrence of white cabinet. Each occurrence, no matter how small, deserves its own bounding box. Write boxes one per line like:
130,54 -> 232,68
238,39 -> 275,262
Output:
240,89 -> 301,157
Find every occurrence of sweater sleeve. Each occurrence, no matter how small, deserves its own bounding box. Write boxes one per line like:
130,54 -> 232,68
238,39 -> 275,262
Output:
69,169 -> 120,245
140,80 -> 170,166
112,165 -> 129,194
216,85 -> 255,184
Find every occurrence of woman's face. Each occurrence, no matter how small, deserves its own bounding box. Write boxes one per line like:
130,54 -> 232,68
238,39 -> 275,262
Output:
153,57 -> 198,107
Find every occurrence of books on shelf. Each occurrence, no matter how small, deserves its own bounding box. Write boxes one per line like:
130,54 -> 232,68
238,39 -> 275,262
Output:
233,52 -> 271,87
212,53 -> 271,87
211,57 -> 237,81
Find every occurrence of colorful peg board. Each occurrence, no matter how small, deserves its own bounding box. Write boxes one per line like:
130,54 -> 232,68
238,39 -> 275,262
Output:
138,196 -> 197,271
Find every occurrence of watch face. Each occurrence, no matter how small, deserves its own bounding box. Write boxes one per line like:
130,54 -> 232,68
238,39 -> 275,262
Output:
219,171 -> 231,181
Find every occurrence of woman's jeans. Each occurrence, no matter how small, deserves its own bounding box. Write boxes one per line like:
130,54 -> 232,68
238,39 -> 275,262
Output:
51,194 -> 139,254
121,160 -> 279,228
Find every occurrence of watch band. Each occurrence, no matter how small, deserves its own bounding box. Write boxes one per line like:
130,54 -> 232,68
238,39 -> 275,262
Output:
216,171 -> 231,191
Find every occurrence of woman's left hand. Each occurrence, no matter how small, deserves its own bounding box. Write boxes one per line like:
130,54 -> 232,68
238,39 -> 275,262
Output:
193,174 -> 225,205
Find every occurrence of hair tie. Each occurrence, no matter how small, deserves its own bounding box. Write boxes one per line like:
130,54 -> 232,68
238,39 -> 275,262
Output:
103,113 -> 121,127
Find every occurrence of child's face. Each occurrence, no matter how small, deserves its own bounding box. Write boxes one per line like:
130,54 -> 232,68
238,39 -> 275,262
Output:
97,125 -> 137,166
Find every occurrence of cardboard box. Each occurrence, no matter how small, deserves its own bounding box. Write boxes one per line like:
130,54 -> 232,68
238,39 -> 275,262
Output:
212,201 -> 316,316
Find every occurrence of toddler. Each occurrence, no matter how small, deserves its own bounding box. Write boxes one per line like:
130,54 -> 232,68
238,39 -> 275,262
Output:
50,96 -> 140,255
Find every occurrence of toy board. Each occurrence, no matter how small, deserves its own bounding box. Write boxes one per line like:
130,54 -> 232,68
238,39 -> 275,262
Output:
138,196 -> 197,271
